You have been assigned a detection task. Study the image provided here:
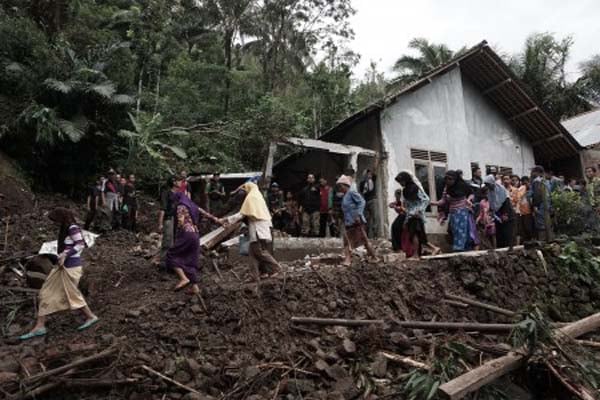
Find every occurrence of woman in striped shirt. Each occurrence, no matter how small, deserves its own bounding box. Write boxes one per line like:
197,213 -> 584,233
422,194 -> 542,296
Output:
20,208 -> 98,340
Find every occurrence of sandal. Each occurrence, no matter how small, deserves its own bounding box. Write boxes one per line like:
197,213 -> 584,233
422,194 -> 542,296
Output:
19,327 -> 47,340
77,317 -> 99,331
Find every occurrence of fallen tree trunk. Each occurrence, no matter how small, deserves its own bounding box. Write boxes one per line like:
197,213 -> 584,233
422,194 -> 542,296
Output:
444,293 -> 516,317
200,213 -> 243,251
290,317 -> 384,327
438,312 -> 600,400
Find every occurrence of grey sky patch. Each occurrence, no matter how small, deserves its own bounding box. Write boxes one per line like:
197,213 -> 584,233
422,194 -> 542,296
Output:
350,0 -> 600,81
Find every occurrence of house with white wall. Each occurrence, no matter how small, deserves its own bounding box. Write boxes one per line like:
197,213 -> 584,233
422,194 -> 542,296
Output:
273,41 -> 581,238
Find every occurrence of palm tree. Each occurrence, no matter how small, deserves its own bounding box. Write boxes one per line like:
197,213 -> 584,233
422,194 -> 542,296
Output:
509,33 -> 590,119
392,38 -> 458,86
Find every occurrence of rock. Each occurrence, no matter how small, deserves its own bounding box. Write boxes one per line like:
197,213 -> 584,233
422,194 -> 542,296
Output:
199,362 -> 218,376
164,359 -> 177,376
173,369 -> 192,384
191,304 -> 203,314
0,371 -> 18,384
186,358 -> 201,374
315,359 -> 329,372
325,364 -> 349,381
0,357 -> 20,374
334,377 -> 360,399
7,324 -> 21,336
137,353 -> 153,364
243,366 -> 260,379
340,339 -> 356,356
389,332 -> 409,346
370,354 -> 388,378
101,334 -> 116,344
127,309 -> 141,318
286,378 -> 315,393
182,393 -> 216,400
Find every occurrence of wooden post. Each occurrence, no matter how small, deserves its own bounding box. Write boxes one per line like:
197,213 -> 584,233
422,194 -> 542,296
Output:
264,142 -> 278,181
438,312 -> 600,400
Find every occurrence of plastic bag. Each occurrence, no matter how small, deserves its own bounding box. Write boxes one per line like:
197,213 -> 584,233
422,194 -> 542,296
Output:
239,234 -> 250,256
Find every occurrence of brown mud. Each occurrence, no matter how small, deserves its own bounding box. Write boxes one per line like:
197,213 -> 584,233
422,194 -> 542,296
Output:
1,194 -> 599,399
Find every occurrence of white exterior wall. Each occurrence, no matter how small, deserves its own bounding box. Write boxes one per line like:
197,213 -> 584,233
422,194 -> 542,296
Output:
380,68 -> 535,235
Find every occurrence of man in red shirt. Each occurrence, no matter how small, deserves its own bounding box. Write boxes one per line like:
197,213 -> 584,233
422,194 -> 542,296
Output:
318,177 -> 332,237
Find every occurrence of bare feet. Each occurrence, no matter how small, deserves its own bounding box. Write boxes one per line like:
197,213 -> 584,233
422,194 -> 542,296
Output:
189,284 -> 200,294
174,279 -> 190,291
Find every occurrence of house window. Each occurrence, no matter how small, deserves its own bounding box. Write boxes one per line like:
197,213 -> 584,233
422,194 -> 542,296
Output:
499,167 -> 513,176
411,149 -> 448,214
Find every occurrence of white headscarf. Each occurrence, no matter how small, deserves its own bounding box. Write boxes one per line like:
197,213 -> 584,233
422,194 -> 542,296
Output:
484,174 -> 509,212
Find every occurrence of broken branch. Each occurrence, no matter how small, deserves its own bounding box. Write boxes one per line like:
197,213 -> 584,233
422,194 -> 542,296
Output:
444,293 -> 516,317
141,365 -> 199,394
290,317 -> 384,327
378,351 -> 430,370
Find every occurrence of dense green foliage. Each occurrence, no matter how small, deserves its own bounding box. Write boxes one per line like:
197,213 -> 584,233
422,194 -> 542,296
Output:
0,0 -> 379,191
0,2 -> 598,193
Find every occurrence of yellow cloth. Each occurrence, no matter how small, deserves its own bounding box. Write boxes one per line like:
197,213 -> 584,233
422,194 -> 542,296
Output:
38,266 -> 87,316
239,182 -> 272,221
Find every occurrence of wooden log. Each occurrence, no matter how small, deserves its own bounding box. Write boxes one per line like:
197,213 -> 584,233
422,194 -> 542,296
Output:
291,317 -> 384,327
395,321 -> 516,332
444,293 -> 516,317
439,312 -> 600,400
141,365 -> 199,394
422,245 -> 524,260
200,214 -> 243,251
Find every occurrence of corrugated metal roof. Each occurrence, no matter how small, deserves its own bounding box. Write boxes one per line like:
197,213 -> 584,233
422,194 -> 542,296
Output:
562,109 -> 600,148
320,41 -> 582,161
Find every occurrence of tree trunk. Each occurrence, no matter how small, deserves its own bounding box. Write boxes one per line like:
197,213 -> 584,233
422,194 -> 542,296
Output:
136,64 -> 144,116
223,28 -> 234,115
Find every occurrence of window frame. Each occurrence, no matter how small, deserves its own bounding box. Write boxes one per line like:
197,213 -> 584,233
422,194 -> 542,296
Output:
412,159 -> 448,216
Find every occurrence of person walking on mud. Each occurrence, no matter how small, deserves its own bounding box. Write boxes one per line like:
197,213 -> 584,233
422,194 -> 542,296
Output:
84,176 -> 104,230
336,175 -> 377,266
239,181 -> 282,293
19,208 -> 98,340
167,192 -> 222,294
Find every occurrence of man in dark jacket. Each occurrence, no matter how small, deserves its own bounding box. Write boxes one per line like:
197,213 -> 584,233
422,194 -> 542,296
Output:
359,169 -> 378,237
298,174 -> 321,236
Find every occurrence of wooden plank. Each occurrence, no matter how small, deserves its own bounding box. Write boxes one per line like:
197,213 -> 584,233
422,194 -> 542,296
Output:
482,78 -> 512,95
200,213 -> 243,251
421,245 -> 524,260
439,312 -> 600,400
280,137 -> 377,157
509,107 -> 539,121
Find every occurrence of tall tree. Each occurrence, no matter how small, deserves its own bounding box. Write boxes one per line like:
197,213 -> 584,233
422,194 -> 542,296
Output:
509,33 -> 590,120
392,38 -> 457,85
580,55 -> 600,106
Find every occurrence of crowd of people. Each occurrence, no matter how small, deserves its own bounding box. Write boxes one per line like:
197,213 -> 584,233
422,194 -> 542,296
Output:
84,169 -> 139,232
388,165 -> 600,260
18,162 -> 600,340
264,169 -> 379,240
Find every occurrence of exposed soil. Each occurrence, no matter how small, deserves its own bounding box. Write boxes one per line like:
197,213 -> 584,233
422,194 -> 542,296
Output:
1,194 -> 599,399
